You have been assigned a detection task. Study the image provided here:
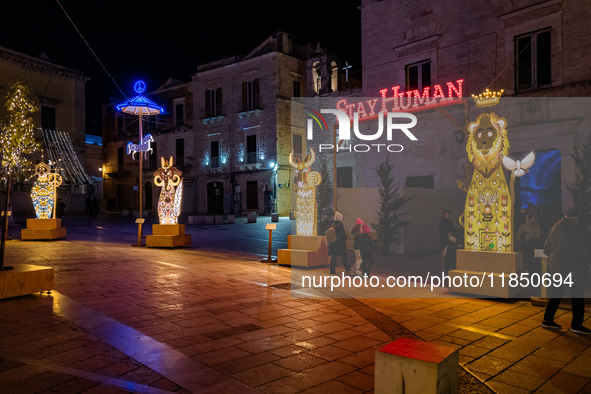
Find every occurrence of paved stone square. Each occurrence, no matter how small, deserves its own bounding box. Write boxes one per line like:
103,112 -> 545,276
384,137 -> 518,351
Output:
0,214 -> 589,393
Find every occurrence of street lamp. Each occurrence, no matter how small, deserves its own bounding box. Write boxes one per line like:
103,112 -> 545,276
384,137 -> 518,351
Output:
455,129 -> 465,144
116,81 -> 164,247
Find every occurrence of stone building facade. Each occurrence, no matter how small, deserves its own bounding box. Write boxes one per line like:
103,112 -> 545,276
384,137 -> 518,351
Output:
0,45 -> 92,214
352,0 -> 591,214
102,78 -> 193,213
192,32 -> 310,216
101,32 -> 311,216
0,45 -> 89,161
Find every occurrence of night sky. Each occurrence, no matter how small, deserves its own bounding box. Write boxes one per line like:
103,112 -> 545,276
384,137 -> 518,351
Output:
1,1 -> 361,133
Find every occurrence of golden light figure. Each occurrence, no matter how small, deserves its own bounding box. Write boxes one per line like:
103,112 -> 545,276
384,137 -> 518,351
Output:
472,88 -> 504,107
31,162 -> 62,219
153,156 -> 183,224
464,112 -> 512,252
290,148 -> 322,236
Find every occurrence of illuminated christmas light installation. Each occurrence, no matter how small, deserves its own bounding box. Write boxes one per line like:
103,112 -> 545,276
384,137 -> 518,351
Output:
31,162 -> 62,219
464,112 -> 512,252
127,133 -> 154,159
472,88 -> 504,108
290,147 -> 322,236
153,157 -> 183,224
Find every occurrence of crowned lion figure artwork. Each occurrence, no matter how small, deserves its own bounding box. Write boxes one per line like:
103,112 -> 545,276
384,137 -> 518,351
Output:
153,156 -> 183,224
463,112 -> 512,252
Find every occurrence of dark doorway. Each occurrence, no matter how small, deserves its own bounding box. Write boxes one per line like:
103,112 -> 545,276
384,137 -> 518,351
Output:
116,185 -> 125,209
247,181 -> 258,210
207,182 -> 224,214
145,182 -> 153,210
337,167 -> 353,188
406,175 -> 434,189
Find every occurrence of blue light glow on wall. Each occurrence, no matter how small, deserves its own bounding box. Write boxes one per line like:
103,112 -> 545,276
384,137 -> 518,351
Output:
516,150 -> 561,208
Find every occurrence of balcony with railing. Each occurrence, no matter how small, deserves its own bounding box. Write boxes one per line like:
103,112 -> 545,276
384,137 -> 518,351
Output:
236,151 -> 263,171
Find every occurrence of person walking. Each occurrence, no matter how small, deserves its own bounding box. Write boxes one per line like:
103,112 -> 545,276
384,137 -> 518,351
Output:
91,197 -> 99,216
541,208 -> 590,334
351,218 -> 364,275
85,196 -> 91,216
516,212 -> 541,270
55,198 -> 65,226
439,209 -> 455,272
359,224 -> 375,276
328,211 -> 351,275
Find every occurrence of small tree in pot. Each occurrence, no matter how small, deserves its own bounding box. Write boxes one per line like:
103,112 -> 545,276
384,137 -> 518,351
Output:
567,131 -> 591,247
371,156 -> 411,255
316,156 -> 334,236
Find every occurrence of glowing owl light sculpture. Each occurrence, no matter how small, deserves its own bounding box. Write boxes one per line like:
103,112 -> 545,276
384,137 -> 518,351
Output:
290,148 -> 322,236
154,156 -> 183,224
31,162 -> 62,219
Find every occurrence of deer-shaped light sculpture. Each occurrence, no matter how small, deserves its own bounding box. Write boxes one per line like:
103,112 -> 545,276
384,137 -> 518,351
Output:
153,156 -> 183,224
290,147 -> 322,236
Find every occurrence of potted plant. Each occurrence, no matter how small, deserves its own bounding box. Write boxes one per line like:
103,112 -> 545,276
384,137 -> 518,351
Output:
371,156 -> 411,255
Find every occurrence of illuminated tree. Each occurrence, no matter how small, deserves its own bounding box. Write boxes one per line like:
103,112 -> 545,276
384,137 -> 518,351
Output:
371,156 -> 412,255
316,156 -> 333,236
567,131 -> 591,231
0,81 -> 40,269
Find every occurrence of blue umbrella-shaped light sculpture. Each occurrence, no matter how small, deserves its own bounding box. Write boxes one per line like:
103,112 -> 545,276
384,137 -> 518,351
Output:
117,81 -> 164,246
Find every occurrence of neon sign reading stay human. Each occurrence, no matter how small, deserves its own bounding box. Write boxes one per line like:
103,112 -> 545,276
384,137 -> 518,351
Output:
336,79 -> 464,120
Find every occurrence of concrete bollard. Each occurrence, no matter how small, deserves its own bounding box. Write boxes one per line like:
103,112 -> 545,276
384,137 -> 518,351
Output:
247,213 -> 257,223
205,216 -> 214,225
227,215 -> 235,224
271,213 -> 279,222
196,216 -> 206,225
188,216 -> 196,225
289,211 -> 295,220
214,215 -> 222,224
122,210 -> 130,217
375,338 -> 458,394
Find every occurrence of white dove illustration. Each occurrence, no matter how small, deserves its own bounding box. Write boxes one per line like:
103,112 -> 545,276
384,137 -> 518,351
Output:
502,151 -> 536,177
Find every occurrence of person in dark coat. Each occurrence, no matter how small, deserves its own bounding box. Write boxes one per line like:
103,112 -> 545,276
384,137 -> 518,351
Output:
358,224 -> 375,276
85,196 -> 92,216
541,208 -> 590,334
55,198 -> 65,226
91,197 -> 99,216
328,211 -> 351,275
439,209 -> 455,271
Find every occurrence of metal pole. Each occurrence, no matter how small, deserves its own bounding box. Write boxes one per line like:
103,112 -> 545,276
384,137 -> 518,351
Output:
267,229 -> 273,261
137,115 -> 144,246
0,173 -> 13,270
333,124 -> 337,213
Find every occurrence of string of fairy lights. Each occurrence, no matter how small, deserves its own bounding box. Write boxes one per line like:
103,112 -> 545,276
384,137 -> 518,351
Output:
41,129 -> 93,184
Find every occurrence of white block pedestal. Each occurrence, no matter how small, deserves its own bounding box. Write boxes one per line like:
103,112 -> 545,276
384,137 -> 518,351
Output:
277,235 -> 328,268
449,250 -> 524,298
375,338 -> 458,394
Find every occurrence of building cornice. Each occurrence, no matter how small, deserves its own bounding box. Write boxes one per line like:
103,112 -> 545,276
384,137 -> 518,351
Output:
0,46 -> 90,83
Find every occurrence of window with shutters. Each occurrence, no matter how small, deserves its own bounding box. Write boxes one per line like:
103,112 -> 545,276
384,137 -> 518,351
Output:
242,79 -> 260,111
174,98 -> 185,126
176,138 -> 184,167
246,134 -> 257,164
405,60 -> 431,92
211,140 -> 220,168
293,81 -> 301,98
41,106 -> 56,131
205,88 -> 222,117
515,30 -> 551,91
